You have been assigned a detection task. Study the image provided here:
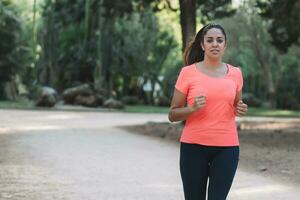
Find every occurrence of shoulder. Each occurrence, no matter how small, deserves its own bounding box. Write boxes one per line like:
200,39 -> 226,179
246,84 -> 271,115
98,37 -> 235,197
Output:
227,63 -> 242,75
179,63 -> 196,74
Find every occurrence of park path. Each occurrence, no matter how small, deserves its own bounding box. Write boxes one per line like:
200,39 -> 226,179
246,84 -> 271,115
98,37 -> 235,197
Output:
0,109 -> 299,200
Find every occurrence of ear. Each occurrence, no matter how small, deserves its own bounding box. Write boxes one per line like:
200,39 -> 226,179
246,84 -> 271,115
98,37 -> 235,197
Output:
201,42 -> 204,51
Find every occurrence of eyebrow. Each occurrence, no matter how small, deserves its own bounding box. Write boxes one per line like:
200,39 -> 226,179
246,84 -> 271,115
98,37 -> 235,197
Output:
205,36 -> 224,38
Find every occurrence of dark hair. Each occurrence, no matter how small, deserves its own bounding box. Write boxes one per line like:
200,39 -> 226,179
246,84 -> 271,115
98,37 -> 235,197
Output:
183,23 -> 227,65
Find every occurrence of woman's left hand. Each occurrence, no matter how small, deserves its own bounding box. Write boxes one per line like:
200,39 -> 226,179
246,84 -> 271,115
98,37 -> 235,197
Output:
235,100 -> 248,117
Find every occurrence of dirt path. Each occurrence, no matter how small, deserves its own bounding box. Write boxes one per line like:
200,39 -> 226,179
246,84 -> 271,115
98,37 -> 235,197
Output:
124,117 -> 300,187
0,109 -> 299,199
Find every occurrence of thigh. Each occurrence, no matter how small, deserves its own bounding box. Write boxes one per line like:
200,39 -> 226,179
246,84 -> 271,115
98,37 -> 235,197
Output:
180,143 -> 209,200
208,146 -> 239,200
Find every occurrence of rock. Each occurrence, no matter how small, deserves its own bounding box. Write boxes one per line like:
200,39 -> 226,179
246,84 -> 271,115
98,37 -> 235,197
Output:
73,94 -> 104,107
74,95 -> 98,107
36,86 -> 58,107
258,166 -> 268,172
62,84 -> 93,104
95,94 -> 104,106
103,98 -> 124,109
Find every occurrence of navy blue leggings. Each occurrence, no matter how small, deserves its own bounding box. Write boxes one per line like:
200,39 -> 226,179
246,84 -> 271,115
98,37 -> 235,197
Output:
180,142 -> 239,200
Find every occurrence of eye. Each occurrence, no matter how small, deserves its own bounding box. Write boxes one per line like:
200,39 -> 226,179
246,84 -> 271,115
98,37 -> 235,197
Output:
217,39 -> 224,43
206,39 -> 213,43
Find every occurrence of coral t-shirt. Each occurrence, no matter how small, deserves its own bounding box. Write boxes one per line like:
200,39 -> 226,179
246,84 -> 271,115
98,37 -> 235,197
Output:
175,63 -> 243,146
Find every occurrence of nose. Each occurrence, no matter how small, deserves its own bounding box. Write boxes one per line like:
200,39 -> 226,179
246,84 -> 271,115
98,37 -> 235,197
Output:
212,40 -> 218,46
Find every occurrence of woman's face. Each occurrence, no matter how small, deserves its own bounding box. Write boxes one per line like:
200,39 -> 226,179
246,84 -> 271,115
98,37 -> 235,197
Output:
201,28 -> 226,60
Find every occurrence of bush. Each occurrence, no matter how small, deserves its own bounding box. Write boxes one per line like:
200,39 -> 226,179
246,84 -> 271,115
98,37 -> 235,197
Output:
243,93 -> 262,107
121,96 -> 140,105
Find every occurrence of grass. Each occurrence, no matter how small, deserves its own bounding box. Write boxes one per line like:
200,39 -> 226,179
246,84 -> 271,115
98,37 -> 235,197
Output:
124,105 -> 169,113
1,100 -> 300,118
0,100 -> 34,109
247,107 -> 300,118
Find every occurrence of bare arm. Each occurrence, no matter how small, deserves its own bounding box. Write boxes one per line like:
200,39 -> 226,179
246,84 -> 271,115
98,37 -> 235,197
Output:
168,89 -> 205,122
234,90 -> 242,106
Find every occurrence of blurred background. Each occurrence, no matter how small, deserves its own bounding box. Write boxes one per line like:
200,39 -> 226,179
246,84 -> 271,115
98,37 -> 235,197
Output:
1,1 -> 300,198
0,0 -> 299,114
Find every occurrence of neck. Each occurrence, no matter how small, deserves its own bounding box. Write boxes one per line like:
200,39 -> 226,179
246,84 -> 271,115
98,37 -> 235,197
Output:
203,59 -> 222,69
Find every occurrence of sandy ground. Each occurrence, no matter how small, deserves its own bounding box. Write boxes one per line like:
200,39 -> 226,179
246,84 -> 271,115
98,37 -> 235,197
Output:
1,109 -> 300,199
121,118 -> 300,187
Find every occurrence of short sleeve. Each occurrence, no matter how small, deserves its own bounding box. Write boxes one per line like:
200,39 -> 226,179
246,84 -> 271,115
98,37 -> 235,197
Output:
236,67 -> 243,92
175,67 -> 189,95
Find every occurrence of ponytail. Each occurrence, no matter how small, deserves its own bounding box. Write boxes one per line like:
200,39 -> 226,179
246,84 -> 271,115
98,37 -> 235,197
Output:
183,38 -> 204,65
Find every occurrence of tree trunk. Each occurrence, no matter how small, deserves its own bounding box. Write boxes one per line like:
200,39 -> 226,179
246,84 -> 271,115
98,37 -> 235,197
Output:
48,0 -> 56,86
261,62 -> 276,107
101,19 -> 115,98
84,0 -> 91,45
150,79 -> 156,105
94,0 -> 104,92
32,0 -> 37,68
39,0 -> 57,87
179,0 -> 196,52
122,75 -> 130,97
4,81 -> 18,101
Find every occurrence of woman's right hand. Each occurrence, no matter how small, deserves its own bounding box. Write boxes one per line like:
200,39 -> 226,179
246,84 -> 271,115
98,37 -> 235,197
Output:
190,96 -> 206,112
169,90 -> 206,122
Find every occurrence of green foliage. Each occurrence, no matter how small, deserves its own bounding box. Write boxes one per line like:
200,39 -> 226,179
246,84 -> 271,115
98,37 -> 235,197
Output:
38,0 -> 178,103
107,9 -> 177,101
57,22 -> 95,87
102,0 -> 166,17
0,0 -> 26,98
256,0 -> 300,52
220,2 -> 276,99
38,0 -> 97,89
219,1 -> 300,110
276,52 -> 300,109
197,0 -> 236,23
2,0 -> 298,111
0,0 -> 44,95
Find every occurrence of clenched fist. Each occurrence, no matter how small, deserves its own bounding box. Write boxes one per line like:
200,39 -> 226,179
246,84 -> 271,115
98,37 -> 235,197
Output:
235,100 -> 248,117
190,95 -> 206,112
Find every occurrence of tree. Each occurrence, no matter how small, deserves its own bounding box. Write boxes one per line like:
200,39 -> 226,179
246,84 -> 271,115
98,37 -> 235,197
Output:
102,0 -> 235,53
106,9 -> 176,102
179,0 -> 235,51
221,2 -> 278,107
39,0 -> 95,89
256,0 -> 300,52
38,0 -> 58,87
276,53 -> 300,109
0,0 -> 22,99
37,0 -> 177,103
